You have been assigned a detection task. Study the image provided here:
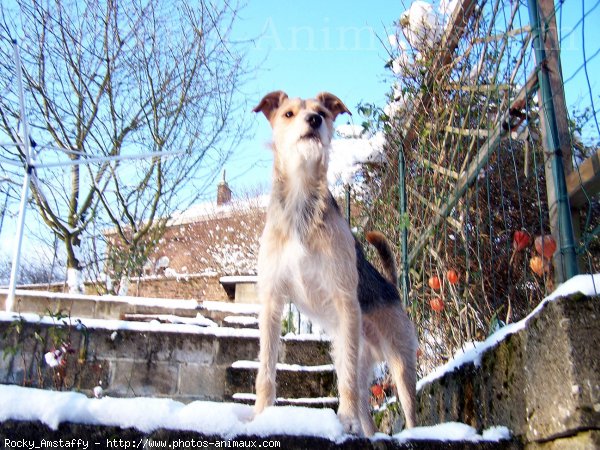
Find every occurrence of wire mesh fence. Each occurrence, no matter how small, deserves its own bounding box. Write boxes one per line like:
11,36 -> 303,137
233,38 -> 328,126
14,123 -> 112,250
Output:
355,0 -> 599,376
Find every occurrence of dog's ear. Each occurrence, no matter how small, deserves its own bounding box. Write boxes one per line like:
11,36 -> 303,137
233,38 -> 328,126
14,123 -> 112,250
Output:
253,91 -> 288,122
316,92 -> 351,119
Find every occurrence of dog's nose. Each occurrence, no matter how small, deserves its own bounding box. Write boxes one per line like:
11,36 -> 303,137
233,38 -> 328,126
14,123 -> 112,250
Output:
307,113 -> 322,130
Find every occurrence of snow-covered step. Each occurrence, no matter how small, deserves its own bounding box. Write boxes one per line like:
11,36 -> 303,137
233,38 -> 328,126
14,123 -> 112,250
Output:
120,313 -> 218,327
225,360 -> 337,401
0,385 -> 517,449
232,392 -> 339,409
222,315 -> 259,329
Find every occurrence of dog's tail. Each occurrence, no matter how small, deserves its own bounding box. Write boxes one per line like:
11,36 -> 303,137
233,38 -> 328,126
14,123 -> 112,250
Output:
366,231 -> 398,286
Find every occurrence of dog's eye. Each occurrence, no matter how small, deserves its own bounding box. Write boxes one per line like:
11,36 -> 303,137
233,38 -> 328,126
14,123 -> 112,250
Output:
285,111 -> 294,118
317,110 -> 327,117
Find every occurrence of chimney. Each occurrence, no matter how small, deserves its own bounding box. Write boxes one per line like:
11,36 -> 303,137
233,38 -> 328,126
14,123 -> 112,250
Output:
217,170 -> 232,206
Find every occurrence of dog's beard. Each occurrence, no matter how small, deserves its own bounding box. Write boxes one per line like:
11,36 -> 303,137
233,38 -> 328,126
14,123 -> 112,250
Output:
290,139 -> 329,173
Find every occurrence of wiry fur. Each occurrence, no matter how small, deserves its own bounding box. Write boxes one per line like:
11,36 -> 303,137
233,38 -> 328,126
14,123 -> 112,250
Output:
253,91 -> 417,436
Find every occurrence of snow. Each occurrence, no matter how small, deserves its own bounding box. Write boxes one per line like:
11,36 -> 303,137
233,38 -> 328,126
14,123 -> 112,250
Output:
127,313 -> 218,328
200,300 -> 261,315
390,422 -> 511,443
0,384 -> 510,443
223,315 -> 259,326
0,310 -> 261,339
399,1 -> 444,50
328,133 -> 386,185
335,124 -> 364,139
232,393 -> 339,406
231,360 -> 335,373
67,268 -> 84,295
417,274 -> 600,390
1,288 -> 200,311
219,275 -> 258,284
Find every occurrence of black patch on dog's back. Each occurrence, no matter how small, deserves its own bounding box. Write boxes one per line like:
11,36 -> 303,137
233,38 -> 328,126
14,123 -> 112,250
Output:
355,240 -> 401,313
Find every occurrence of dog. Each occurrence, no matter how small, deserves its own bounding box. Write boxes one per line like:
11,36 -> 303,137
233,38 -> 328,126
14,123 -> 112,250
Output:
252,91 -> 417,436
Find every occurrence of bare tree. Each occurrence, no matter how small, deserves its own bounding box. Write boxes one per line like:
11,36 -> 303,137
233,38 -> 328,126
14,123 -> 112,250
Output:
0,0 -> 251,292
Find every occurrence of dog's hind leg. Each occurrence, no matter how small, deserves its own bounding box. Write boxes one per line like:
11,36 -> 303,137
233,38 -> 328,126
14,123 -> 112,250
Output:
254,287 -> 285,415
358,345 -> 377,436
388,352 -> 417,429
384,307 -> 417,429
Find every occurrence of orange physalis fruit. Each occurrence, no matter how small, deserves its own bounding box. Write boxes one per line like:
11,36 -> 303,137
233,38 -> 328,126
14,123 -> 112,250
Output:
371,384 -> 384,398
429,297 -> 444,312
529,255 -> 550,276
534,235 -> 557,259
447,269 -> 460,285
428,275 -> 441,290
513,230 -> 531,252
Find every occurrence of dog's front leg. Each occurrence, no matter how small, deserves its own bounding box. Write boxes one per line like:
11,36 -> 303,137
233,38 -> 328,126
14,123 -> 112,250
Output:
254,291 -> 284,415
332,297 -> 362,435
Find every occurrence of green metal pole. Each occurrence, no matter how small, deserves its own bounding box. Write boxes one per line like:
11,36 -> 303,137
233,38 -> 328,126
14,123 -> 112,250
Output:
399,147 -> 410,307
527,0 -> 579,280
345,186 -> 351,225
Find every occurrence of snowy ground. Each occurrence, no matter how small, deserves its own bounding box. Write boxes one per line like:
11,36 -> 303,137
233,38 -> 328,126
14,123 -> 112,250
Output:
0,274 -> 597,443
0,384 -> 509,443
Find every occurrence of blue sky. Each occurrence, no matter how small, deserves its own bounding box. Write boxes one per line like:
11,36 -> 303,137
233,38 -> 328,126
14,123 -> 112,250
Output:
222,1 -> 401,196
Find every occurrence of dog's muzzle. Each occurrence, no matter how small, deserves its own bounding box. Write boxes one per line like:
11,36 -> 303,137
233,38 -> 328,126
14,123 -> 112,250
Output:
307,113 -> 322,129
301,113 -> 323,141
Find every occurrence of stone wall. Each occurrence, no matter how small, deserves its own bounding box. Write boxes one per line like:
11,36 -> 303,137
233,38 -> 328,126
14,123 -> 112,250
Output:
126,275 -> 228,301
416,293 -> 600,449
0,314 -> 330,403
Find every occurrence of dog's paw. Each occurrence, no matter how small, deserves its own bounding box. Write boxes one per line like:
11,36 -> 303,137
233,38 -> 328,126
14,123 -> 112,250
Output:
337,413 -> 363,436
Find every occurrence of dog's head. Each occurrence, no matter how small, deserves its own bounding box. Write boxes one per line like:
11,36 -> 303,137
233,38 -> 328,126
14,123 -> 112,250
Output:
253,91 -> 351,173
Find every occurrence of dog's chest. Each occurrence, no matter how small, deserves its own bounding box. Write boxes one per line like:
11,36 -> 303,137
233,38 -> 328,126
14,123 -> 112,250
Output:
278,236 -> 319,275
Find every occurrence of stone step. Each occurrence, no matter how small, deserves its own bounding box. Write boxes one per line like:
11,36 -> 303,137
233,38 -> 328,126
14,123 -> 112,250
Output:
1,420 -> 520,450
222,315 -> 259,329
0,289 -> 263,327
0,310 -> 332,403
225,360 -> 337,401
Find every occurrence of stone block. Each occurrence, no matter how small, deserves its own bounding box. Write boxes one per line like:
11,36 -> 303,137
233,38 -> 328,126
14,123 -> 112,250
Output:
177,363 -> 226,400
234,282 -> 258,303
171,335 -> 215,364
522,294 -> 600,442
524,431 -> 600,450
94,300 -> 126,319
225,365 -> 337,400
214,336 -> 260,365
13,294 -> 54,315
56,298 -> 97,318
109,360 -> 178,397
282,338 -> 332,366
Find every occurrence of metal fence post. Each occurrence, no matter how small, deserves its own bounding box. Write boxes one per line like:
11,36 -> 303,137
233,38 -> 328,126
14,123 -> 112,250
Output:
399,147 -> 410,307
527,0 -> 579,282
